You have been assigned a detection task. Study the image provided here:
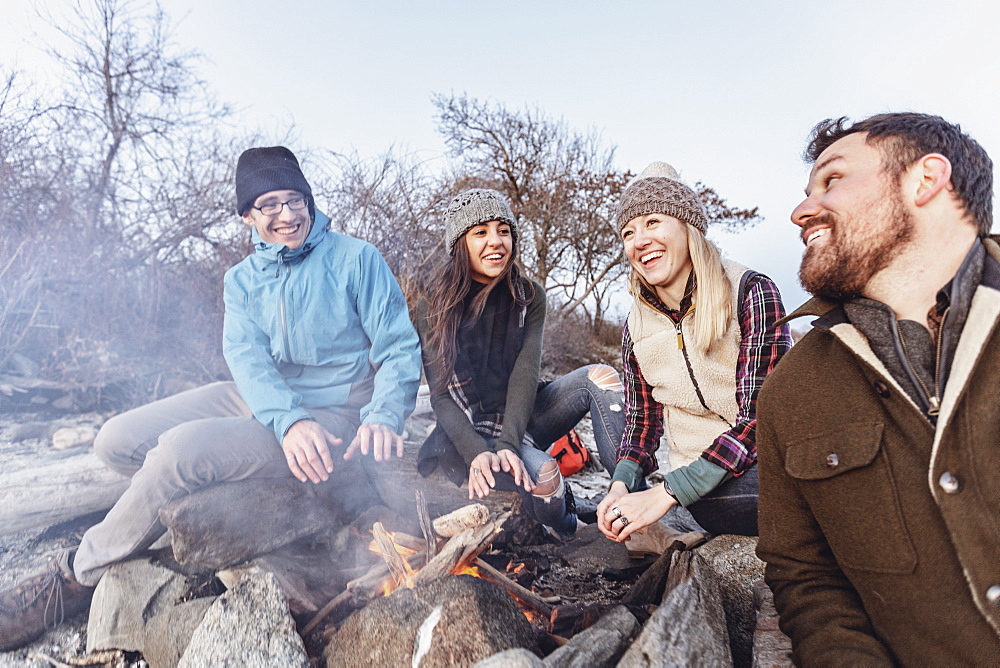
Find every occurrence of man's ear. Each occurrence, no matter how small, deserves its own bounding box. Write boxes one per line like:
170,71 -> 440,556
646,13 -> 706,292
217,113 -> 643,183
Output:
913,153 -> 953,207
241,212 -> 255,226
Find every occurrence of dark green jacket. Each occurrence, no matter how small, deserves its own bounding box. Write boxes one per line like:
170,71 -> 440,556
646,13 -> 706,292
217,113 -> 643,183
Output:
413,279 -> 545,464
756,239 -> 1000,666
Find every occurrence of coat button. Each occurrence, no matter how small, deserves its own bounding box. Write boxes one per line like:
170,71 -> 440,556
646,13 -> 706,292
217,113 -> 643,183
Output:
987,585 -> 1000,606
826,453 -> 839,468
873,379 -> 890,398
939,471 -> 961,494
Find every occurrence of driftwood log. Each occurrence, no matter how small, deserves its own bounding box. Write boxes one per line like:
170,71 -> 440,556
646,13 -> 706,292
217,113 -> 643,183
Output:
159,478 -> 353,570
0,450 -> 128,535
432,503 -> 490,537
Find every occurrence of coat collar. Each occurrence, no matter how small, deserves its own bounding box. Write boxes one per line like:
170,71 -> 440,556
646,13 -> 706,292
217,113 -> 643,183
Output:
250,210 -> 330,264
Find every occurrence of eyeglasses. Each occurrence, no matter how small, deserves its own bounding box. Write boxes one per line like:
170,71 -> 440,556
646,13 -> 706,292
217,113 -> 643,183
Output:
252,196 -> 309,217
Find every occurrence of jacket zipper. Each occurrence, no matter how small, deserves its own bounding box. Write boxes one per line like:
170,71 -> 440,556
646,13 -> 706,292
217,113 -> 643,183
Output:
277,256 -> 292,361
675,313 -> 733,428
895,306 -> 948,418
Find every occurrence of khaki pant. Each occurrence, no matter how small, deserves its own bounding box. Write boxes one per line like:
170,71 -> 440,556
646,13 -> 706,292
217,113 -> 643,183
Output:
75,382 -> 362,585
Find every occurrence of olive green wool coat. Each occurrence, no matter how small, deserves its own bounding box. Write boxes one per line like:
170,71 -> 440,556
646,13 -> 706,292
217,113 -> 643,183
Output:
756,238 -> 1000,666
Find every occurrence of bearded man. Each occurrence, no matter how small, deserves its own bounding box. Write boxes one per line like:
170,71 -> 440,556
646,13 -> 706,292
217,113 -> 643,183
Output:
756,113 -> 1000,664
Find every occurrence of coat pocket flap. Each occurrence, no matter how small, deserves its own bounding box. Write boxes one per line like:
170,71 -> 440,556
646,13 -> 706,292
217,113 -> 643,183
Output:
785,422 -> 885,480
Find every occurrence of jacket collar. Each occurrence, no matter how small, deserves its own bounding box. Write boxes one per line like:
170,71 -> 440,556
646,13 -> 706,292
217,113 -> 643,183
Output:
776,296 -> 841,328
251,210 -> 330,264
784,238 -> 1000,431
932,240 -> 1000,442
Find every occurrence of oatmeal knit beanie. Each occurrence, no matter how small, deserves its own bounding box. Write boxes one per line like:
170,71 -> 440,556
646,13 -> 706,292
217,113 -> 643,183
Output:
443,188 -> 518,254
235,146 -> 313,216
615,162 -> 707,233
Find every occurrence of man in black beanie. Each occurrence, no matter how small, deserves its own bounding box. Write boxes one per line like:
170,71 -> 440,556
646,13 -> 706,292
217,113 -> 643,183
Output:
0,146 -> 422,651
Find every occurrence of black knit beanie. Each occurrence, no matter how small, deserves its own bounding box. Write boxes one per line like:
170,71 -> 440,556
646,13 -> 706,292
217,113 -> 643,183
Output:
235,146 -> 313,215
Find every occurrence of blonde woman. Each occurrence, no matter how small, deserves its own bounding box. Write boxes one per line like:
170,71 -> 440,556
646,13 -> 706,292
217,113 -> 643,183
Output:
597,163 -> 792,546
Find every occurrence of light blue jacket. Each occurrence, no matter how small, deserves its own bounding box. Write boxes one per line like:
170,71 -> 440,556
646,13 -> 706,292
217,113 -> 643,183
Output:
223,211 -> 421,443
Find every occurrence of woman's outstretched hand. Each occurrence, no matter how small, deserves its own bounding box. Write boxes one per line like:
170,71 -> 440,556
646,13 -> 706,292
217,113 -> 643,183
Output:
597,481 -> 677,542
468,449 -> 534,499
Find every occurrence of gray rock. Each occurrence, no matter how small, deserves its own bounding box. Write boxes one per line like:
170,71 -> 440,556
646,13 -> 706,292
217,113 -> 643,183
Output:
179,570 -> 308,667
617,551 -> 732,667
475,648 -> 545,667
544,605 -> 638,668
86,557 -> 189,653
143,596 -> 216,668
324,574 -> 540,667
51,426 -> 97,450
751,579 -> 793,668
694,535 -> 765,667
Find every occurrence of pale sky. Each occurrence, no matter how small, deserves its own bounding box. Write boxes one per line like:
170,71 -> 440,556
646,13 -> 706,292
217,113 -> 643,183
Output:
3,0 -> 1000,315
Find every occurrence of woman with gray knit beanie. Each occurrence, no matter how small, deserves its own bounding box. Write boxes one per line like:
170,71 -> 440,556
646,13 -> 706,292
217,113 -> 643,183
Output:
413,188 -> 626,538
597,163 -> 793,548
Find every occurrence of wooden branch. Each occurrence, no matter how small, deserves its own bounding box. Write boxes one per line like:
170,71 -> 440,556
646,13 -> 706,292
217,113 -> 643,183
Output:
372,522 -> 410,587
432,503 -> 490,537
389,531 -> 426,553
346,551 -> 425,599
301,589 -> 352,637
474,558 -> 554,618
415,490 -> 437,566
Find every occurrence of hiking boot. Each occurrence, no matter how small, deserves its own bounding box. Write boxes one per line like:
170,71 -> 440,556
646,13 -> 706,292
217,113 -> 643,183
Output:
626,521 -> 710,558
0,553 -> 94,651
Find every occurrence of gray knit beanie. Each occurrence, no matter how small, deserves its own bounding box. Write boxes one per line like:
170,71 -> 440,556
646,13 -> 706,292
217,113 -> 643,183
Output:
235,146 -> 313,216
443,189 -> 518,254
615,162 -> 707,233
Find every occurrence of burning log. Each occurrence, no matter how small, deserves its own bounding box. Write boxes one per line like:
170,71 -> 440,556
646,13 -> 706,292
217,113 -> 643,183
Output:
474,558 -> 555,621
309,510 -> 511,635
372,522 -> 411,587
431,503 -> 490,537
385,530 -> 425,553
413,510 -> 511,585
415,490 -> 437,565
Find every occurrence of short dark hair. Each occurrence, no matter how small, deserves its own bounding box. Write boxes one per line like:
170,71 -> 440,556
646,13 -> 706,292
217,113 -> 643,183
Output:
805,113 -> 993,237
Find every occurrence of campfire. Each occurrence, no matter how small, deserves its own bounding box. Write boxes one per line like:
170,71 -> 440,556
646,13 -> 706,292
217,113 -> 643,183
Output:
303,492 -> 554,637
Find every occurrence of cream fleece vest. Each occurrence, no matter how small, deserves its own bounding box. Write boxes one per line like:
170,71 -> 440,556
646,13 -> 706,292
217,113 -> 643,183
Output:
627,259 -> 748,471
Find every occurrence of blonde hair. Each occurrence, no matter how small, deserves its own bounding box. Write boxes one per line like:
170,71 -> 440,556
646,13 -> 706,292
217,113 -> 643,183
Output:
630,226 -> 732,354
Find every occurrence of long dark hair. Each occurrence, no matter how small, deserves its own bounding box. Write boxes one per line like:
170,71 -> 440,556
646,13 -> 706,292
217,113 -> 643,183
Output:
423,230 -> 534,395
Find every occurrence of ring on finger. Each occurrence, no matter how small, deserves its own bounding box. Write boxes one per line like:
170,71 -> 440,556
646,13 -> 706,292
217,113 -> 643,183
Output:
619,517 -> 629,527
611,506 -> 622,519
471,467 -> 480,475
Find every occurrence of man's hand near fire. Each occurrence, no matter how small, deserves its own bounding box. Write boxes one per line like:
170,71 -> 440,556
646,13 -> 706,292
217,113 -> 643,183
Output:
282,419 -> 342,484
343,423 -> 405,462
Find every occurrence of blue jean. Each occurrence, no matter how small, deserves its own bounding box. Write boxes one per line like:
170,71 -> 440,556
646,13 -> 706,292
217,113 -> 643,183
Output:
491,365 -> 625,536
660,465 -> 759,536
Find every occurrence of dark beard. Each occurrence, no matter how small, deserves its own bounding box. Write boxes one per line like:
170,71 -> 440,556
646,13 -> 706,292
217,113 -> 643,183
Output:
799,205 -> 913,301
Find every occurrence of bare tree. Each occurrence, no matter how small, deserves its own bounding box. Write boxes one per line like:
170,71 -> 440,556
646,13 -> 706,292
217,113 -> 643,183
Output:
0,1 -> 246,404
316,149 -> 448,304
434,93 -> 629,323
